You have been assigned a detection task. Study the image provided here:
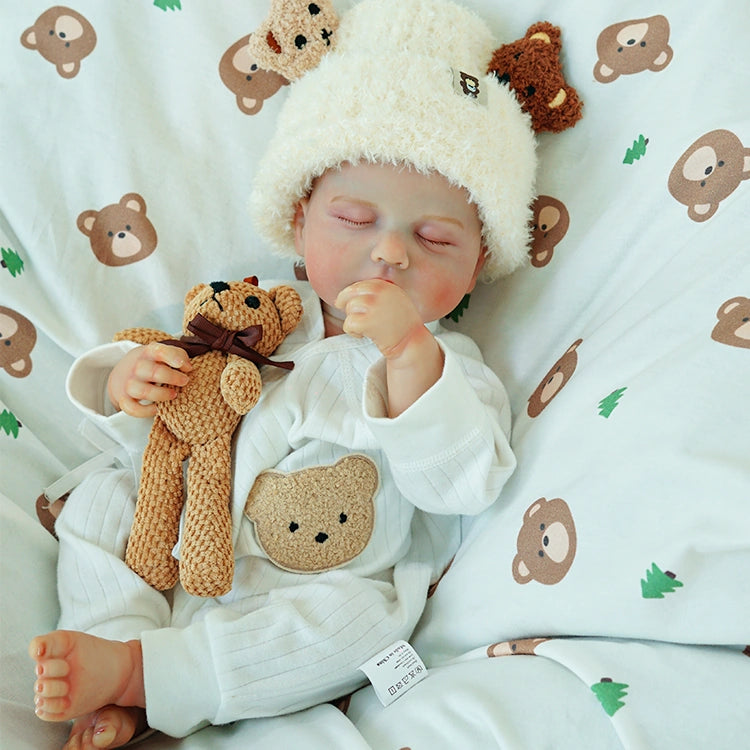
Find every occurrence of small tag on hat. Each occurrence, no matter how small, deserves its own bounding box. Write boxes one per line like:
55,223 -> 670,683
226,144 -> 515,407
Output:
359,640 -> 428,706
451,68 -> 488,106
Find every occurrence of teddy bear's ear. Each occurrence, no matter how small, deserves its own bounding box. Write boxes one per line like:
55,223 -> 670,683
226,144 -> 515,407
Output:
269,285 -> 304,336
183,283 -> 207,306
488,21 -> 583,134
526,21 -> 562,54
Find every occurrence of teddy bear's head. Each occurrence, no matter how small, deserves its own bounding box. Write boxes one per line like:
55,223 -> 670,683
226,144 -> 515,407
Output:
246,0 -> 339,81
487,22 -> 582,134
182,277 -> 303,356
245,454 -> 378,573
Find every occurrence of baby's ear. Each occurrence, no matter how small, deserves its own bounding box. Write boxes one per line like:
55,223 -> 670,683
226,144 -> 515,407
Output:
292,200 -> 308,257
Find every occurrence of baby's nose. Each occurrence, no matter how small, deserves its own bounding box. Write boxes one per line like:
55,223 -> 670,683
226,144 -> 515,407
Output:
371,233 -> 409,268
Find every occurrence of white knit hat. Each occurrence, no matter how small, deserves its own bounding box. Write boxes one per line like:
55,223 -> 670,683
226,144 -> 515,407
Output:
250,0 -> 537,280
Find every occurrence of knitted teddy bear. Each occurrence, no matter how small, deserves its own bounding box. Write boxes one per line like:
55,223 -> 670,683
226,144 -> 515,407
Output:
487,21 -> 583,134
114,277 -> 303,597
247,0 -> 339,82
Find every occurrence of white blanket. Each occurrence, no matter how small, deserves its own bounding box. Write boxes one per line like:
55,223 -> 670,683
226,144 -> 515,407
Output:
1,0 -> 748,747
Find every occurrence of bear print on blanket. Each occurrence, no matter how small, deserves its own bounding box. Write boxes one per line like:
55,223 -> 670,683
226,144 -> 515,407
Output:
593,15 -> 673,83
711,297 -> 750,349
668,129 -> 750,222
77,193 -> 158,266
219,34 -> 289,115
21,7 -> 97,79
0,306 -> 36,378
512,497 -> 577,585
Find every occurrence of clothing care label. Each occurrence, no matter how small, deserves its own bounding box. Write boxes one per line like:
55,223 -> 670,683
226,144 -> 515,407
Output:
359,640 -> 428,707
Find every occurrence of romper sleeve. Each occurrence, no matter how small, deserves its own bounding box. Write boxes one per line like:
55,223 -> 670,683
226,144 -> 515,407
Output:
65,341 -> 152,477
362,333 -> 515,516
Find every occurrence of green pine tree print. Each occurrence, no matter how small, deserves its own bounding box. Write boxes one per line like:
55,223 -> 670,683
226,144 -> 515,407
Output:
641,563 -> 683,598
591,678 -> 629,717
623,135 -> 649,164
1,247 -> 24,277
598,387 -> 627,418
1,410 -> 22,438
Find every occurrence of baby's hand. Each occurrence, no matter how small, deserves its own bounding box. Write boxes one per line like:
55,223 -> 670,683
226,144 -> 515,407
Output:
335,280 -> 424,359
108,343 -> 192,417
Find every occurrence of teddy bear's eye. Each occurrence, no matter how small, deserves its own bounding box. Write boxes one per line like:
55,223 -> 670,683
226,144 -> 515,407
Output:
525,85 -> 536,98
308,3 -> 320,14
289,521 -> 299,533
295,35 -> 307,49
339,513 -> 347,524
245,295 -> 261,309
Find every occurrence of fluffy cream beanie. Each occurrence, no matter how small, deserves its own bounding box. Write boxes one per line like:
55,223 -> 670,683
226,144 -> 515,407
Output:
250,0 -> 537,280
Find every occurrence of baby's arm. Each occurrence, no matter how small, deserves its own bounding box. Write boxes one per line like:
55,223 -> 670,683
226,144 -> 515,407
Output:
107,343 -> 192,417
364,329 -> 516,516
336,280 -> 443,417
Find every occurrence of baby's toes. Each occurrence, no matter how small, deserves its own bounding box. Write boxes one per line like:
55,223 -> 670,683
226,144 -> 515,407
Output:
37,656 -> 71,679
35,692 -> 72,720
36,677 -> 69,698
29,630 -> 76,664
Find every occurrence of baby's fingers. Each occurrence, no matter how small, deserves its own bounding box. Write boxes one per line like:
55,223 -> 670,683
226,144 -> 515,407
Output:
116,396 -> 158,419
145,343 -> 192,373
135,358 -> 190,390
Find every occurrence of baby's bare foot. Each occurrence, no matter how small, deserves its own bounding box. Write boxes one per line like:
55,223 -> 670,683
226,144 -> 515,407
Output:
29,630 -> 145,723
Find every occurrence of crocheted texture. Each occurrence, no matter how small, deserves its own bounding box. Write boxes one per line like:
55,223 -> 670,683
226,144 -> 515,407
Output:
246,0 -> 339,81
487,22 -> 583,134
245,455 -> 378,573
115,279 -> 303,597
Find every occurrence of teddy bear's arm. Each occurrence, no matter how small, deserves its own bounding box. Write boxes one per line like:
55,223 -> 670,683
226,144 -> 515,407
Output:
221,356 -> 263,415
113,327 -> 170,346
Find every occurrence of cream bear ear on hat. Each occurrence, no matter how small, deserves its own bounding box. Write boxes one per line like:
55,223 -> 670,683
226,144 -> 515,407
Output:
247,0 -> 339,81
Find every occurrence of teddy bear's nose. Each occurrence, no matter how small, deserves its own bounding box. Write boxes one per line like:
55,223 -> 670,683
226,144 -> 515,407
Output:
315,532 -> 329,544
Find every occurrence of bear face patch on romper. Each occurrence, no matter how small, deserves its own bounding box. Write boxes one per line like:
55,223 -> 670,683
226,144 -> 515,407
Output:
245,454 -> 378,573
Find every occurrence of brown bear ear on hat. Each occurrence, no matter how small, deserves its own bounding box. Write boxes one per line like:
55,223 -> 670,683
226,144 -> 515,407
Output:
487,21 -> 583,134
247,0 -> 339,81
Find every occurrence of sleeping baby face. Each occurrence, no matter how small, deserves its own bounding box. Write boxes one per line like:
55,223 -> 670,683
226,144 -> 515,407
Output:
292,161 -> 486,330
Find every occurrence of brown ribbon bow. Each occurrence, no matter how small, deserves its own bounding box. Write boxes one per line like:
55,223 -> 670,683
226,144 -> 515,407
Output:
162,313 -> 294,370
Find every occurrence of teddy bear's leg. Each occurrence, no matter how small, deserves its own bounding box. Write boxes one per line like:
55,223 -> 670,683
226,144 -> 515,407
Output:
179,435 -> 234,597
126,418 -> 189,591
